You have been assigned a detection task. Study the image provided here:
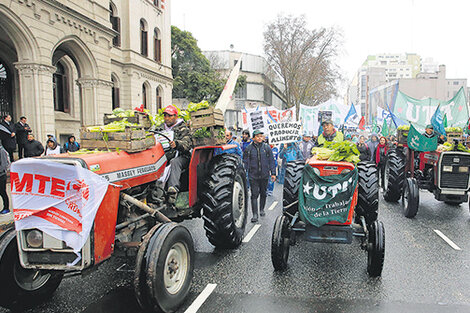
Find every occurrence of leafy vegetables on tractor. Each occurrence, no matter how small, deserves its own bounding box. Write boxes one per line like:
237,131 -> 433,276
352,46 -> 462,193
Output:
87,120 -> 140,132
193,127 -> 212,139
445,127 -> 463,133
311,141 -> 361,164
398,125 -> 410,131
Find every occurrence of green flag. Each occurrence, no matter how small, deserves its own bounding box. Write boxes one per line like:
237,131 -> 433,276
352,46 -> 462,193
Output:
407,124 -> 438,152
381,119 -> 389,136
299,165 -> 358,227
372,117 -> 378,133
443,114 -> 448,128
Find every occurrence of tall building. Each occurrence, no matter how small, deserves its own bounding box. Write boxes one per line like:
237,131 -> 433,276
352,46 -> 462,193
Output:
0,0 -> 172,143
202,50 -> 287,131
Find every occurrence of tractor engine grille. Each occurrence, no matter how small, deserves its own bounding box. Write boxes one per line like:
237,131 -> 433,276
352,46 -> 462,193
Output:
440,154 -> 470,189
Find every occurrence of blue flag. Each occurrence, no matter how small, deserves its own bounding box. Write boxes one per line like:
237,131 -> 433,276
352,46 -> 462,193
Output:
344,103 -> 357,124
431,105 -> 446,137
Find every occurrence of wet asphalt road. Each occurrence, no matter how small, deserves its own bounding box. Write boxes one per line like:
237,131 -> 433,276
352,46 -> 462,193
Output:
2,183 -> 470,313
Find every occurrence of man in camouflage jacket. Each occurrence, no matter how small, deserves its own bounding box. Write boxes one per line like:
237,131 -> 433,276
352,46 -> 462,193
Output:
156,105 -> 193,203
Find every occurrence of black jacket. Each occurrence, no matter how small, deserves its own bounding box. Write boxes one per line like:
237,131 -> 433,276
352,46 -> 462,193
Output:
0,120 -> 16,151
243,142 -> 276,179
14,122 -> 32,145
24,139 -> 45,157
357,143 -> 371,162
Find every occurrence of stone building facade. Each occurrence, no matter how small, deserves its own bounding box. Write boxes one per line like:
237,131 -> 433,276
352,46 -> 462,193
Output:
0,0 -> 172,144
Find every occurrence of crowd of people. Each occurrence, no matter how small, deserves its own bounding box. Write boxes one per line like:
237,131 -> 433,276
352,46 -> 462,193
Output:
0,114 -> 81,214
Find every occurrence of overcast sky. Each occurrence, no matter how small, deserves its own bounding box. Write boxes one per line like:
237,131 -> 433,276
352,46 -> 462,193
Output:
171,0 -> 470,96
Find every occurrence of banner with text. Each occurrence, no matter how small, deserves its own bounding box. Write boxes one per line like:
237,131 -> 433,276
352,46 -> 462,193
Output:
393,87 -> 468,129
267,121 -> 302,145
11,159 -> 109,253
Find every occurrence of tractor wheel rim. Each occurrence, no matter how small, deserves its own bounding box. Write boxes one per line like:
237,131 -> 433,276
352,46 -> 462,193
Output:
232,179 -> 245,229
13,262 -> 51,291
164,242 -> 189,295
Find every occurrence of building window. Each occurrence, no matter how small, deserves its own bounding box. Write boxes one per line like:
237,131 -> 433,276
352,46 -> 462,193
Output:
111,75 -> 120,110
156,86 -> 162,110
142,83 -> 147,109
53,61 -> 70,113
154,28 -> 162,63
140,19 -> 148,56
110,3 -> 120,47
453,81 -> 460,85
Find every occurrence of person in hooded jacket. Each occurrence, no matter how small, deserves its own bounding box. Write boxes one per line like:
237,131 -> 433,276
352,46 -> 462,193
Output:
375,136 -> 388,188
367,133 -> 379,162
278,142 -> 303,184
63,135 -> 80,152
44,138 -> 64,155
357,135 -> 371,162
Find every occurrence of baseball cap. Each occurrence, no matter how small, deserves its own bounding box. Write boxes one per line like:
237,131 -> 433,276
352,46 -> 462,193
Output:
426,124 -> 433,129
321,118 -> 333,126
253,129 -> 264,136
163,105 -> 178,116
302,131 -> 312,137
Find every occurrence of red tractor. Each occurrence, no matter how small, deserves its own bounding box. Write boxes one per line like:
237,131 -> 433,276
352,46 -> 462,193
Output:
383,143 -> 470,218
272,160 -> 385,277
0,142 -> 247,312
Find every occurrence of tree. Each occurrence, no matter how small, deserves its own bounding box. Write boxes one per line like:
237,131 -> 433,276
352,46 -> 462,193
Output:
263,15 -> 343,110
171,26 -> 224,104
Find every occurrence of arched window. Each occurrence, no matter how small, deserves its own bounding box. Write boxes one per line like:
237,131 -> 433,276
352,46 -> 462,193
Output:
142,83 -> 147,109
154,28 -> 162,63
156,86 -> 163,111
111,75 -> 120,110
140,19 -> 148,56
110,3 -> 121,47
53,61 -> 70,113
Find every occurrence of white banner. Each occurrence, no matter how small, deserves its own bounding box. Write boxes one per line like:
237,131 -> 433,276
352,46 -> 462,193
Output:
11,158 -> 109,253
267,121 -> 302,145
242,106 -> 296,135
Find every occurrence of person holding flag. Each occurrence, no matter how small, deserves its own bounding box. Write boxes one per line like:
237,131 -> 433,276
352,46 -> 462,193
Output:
423,124 -> 444,144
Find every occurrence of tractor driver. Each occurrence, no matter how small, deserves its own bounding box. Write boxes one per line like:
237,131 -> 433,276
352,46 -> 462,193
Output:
423,124 -> 445,144
156,105 -> 193,204
316,119 -> 344,147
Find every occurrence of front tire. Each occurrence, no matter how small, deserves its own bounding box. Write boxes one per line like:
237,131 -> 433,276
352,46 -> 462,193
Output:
137,223 -> 194,313
0,229 -> 64,310
383,149 -> 405,202
201,154 -> 248,248
271,215 -> 290,271
367,220 -> 385,277
356,162 -> 379,225
402,178 -> 419,218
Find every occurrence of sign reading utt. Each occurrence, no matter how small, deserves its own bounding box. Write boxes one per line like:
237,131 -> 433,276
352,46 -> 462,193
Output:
267,122 -> 302,145
11,159 -> 109,253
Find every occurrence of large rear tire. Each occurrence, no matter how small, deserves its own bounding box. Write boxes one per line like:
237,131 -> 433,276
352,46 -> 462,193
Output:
135,223 -> 194,313
402,178 -> 419,218
383,149 -> 405,202
271,215 -> 290,271
283,161 -> 305,215
0,229 -> 64,310
367,220 -> 385,277
356,162 -> 379,226
201,154 -> 248,248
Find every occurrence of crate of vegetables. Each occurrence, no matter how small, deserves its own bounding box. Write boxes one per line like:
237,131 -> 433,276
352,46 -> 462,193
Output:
104,109 -> 152,129
80,121 -> 154,152
445,127 -> 463,143
397,125 -> 410,145
191,126 -> 225,147
190,107 -> 225,128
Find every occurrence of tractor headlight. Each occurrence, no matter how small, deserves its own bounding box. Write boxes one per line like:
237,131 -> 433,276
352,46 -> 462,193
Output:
313,167 -> 321,176
459,166 -> 469,173
443,166 -> 453,172
26,230 -> 43,248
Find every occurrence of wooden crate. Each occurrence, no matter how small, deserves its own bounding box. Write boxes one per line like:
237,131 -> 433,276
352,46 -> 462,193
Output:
447,132 -> 463,143
191,126 -> 225,147
80,126 -> 147,141
191,107 -> 224,128
80,135 -> 155,153
103,112 -> 152,128
397,129 -> 409,144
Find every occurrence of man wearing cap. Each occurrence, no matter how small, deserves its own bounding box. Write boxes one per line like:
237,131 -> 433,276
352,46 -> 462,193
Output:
156,105 -> 193,203
298,131 -> 315,161
317,119 -> 344,147
243,129 -> 276,222
423,124 -> 445,144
